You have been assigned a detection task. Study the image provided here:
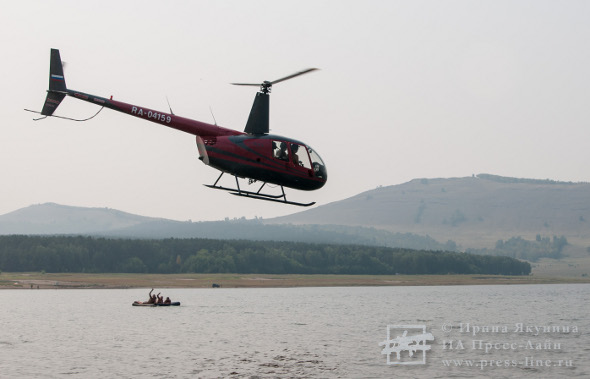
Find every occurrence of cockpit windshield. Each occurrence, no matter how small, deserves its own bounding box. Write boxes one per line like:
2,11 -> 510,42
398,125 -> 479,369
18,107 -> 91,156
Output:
307,146 -> 327,180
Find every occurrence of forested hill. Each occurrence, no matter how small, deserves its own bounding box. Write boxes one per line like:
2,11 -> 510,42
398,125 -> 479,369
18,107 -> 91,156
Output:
0,203 -> 456,251
266,174 -> 590,248
0,235 -> 531,276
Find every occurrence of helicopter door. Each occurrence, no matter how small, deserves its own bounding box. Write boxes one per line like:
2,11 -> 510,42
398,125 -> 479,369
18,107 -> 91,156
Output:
289,143 -> 312,170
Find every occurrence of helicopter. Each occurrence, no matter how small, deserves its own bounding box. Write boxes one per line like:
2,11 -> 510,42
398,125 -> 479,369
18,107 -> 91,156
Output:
29,49 -> 327,206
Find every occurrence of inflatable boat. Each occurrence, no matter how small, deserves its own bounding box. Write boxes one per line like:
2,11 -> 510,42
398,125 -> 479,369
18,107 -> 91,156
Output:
132,301 -> 180,307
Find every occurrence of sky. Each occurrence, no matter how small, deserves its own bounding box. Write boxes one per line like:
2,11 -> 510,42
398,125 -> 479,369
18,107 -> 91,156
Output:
1,1 -> 589,221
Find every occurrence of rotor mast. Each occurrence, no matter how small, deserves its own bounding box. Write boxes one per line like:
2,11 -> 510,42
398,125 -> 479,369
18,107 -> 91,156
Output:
231,68 -> 318,135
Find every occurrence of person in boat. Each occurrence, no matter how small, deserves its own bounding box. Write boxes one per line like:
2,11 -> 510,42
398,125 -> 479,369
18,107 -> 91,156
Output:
164,297 -> 171,304
157,293 -> 164,304
147,288 -> 158,304
134,288 -> 156,304
146,288 -> 156,304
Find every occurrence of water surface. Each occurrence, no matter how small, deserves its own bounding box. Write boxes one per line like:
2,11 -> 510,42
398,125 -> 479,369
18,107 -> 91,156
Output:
1,284 -> 588,378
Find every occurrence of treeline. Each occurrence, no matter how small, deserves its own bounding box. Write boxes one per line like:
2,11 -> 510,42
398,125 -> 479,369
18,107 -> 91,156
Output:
0,235 -> 530,275
466,235 -> 567,262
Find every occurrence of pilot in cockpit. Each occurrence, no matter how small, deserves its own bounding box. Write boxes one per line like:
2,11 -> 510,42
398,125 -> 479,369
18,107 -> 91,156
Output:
291,144 -> 301,166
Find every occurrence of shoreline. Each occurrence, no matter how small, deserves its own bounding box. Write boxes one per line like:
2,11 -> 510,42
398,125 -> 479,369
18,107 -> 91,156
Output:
1,273 -> 589,289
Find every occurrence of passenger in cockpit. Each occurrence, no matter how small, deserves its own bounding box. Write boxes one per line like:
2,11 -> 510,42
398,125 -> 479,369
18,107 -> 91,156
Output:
275,142 -> 288,161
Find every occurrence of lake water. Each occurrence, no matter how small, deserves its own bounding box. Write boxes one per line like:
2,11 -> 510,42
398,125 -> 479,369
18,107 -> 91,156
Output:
0,284 -> 588,378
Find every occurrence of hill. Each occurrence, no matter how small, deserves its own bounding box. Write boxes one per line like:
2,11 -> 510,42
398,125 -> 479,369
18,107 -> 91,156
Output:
266,174 -> 590,249
0,203 -> 163,235
2,174 -> 589,254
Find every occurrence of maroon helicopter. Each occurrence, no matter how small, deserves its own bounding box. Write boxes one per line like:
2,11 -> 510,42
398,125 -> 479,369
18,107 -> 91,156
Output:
30,49 -> 327,206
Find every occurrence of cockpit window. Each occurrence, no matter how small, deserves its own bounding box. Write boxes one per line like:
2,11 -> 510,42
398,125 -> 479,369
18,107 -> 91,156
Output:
290,143 -> 311,169
272,141 -> 289,161
273,140 -> 326,179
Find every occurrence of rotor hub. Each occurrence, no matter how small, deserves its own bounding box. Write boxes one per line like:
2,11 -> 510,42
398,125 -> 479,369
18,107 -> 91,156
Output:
260,81 -> 272,94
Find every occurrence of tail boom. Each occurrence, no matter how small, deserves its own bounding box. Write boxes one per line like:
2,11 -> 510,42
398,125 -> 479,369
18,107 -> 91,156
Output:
65,89 -> 240,137
37,48 -> 241,138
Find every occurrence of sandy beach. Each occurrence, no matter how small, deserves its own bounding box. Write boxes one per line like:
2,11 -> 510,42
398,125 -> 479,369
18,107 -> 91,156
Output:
1,272 -> 588,289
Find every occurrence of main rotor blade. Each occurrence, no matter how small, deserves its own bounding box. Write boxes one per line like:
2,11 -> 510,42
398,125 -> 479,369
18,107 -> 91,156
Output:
270,68 -> 318,85
230,82 -> 260,87
230,68 -> 319,87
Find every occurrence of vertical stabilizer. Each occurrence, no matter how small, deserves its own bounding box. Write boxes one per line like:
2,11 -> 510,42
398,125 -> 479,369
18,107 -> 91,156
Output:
48,49 -> 67,92
41,49 -> 67,116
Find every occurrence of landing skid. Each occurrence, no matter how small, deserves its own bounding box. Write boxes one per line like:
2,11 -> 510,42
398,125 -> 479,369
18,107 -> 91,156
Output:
204,173 -> 316,207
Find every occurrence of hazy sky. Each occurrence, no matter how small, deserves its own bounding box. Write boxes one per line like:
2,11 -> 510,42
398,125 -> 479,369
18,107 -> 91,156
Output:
2,1 -> 589,221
